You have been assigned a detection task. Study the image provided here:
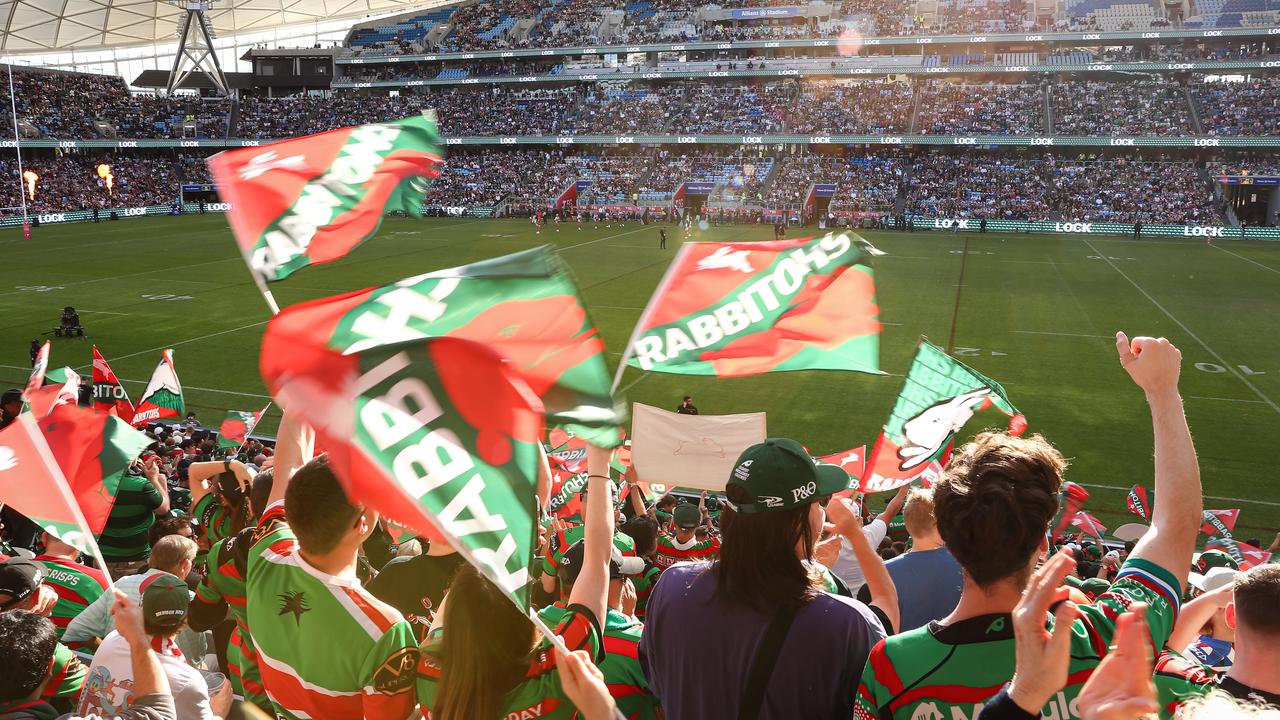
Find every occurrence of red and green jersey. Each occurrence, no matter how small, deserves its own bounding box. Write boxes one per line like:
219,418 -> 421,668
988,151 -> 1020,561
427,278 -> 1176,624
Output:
43,642 -> 87,713
193,532 -> 269,710
631,564 -> 662,620
1153,650 -> 1218,719
855,558 -> 1181,720
652,532 -> 721,571
194,494 -> 236,546
417,603 -> 603,720
539,603 -> 659,720
247,502 -> 419,720
32,555 -> 107,639
543,525 -> 637,577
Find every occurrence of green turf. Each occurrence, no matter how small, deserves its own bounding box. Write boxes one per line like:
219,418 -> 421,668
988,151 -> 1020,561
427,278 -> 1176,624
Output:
1,215 -> 1278,538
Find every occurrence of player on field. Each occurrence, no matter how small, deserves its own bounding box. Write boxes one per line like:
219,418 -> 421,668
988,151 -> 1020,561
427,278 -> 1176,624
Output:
855,334 -> 1200,720
245,415 -> 418,720
659,228 -> 667,249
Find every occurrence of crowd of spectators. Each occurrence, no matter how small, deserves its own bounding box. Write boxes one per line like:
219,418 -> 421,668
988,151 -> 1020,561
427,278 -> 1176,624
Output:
0,154 -> 186,216
906,151 -> 1052,219
1194,78 -> 1280,137
916,81 -> 1045,135
763,152 -> 906,211
1051,80 -> 1194,136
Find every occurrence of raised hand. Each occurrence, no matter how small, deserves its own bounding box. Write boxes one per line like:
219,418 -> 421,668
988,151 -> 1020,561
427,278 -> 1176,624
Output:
1115,332 -> 1182,395
1007,551 -> 1081,714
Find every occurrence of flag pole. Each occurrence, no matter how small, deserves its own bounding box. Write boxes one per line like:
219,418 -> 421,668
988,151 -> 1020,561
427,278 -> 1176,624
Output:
610,243 -> 692,393
6,63 -> 29,235
251,270 -> 281,315
233,402 -> 273,457
16,413 -> 116,590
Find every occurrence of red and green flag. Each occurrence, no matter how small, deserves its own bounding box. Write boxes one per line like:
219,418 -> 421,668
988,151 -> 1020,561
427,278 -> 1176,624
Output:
623,233 -> 882,378
1201,509 -> 1239,537
92,346 -> 135,422
258,245 -> 624,446
209,113 -> 444,283
1070,511 -> 1107,540
862,340 -> 1025,493
1206,537 -> 1271,570
131,350 -> 183,426
0,401 -> 150,555
1126,485 -> 1153,521
818,445 -> 866,493
260,331 -> 544,610
24,340 -> 49,399
1051,481 -> 1090,541
218,406 -> 269,450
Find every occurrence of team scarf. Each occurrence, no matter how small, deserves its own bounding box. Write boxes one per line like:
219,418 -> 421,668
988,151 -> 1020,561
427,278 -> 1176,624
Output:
0,402 -> 149,553
131,350 -> 184,426
623,233 -> 882,377
208,113 -> 444,283
1206,537 -> 1271,570
217,406 -> 269,450
258,245 -> 624,447
1051,481 -> 1091,542
91,346 -> 135,422
1201,509 -> 1240,537
1126,485 -> 1154,521
817,445 -> 867,494
1070,510 -> 1107,540
24,341 -> 49,399
862,340 -> 1025,493
261,331 -> 543,611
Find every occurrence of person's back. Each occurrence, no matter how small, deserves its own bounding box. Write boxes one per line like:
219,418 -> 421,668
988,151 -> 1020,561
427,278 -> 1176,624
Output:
644,562 -> 883,719
98,470 -> 166,571
32,546 -> 108,640
884,547 -> 963,632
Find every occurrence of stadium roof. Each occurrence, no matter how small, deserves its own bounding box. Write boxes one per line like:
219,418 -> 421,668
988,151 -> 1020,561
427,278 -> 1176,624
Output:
0,0 -> 431,53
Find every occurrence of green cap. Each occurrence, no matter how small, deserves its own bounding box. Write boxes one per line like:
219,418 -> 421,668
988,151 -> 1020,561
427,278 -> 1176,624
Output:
141,574 -> 189,630
1079,577 -> 1110,599
673,504 -> 701,530
724,438 -> 848,514
1195,549 -> 1240,573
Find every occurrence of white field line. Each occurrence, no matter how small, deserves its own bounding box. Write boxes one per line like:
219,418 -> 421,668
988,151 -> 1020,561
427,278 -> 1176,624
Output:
1211,244 -> 1280,275
1080,238 -> 1280,416
0,257 -> 237,298
0,363 -> 270,399
1081,481 -> 1280,508
83,321 -> 269,367
1186,395 -> 1269,404
1013,330 -> 1114,339
619,371 -> 652,393
80,310 -> 130,315
560,227 -> 650,251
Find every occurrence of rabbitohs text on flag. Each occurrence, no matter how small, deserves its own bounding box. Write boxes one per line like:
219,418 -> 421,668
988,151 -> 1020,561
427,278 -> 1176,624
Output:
208,114 -> 443,283
258,245 -> 624,446
0,402 -> 150,553
862,340 -> 1025,493
624,233 -> 882,377
261,331 -> 543,610
131,350 -> 183,427
92,346 -> 135,422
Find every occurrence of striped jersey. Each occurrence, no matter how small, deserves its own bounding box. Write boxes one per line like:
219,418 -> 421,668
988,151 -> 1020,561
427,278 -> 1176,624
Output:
192,530 -> 268,709
33,555 -> 107,639
855,558 -> 1182,720
44,641 -> 87,713
194,494 -> 236,546
246,502 -> 419,720
538,603 -> 659,720
543,524 -> 637,576
631,563 -> 662,620
417,603 -> 603,720
97,472 -> 164,562
652,532 -> 720,571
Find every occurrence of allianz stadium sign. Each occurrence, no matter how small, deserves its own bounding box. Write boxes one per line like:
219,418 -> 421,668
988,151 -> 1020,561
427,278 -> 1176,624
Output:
912,217 -> 1280,239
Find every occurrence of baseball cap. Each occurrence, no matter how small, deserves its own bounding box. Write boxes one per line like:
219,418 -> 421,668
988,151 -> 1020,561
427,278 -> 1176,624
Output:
557,540 -> 644,584
1079,577 -> 1110,600
724,438 -> 848,514
1189,566 -> 1239,594
0,388 -> 22,406
673,504 -> 701,531
0,558 -> 44,610
1194,549 -> 1240,573
1083,544 -> 1103,560
140,574 -> 189,630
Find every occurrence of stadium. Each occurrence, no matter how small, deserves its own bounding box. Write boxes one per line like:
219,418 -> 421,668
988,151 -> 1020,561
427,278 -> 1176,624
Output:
0,0 -> 1278,717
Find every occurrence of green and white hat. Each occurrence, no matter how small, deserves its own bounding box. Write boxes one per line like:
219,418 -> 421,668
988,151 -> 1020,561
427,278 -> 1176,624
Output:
724,438 -> 848,514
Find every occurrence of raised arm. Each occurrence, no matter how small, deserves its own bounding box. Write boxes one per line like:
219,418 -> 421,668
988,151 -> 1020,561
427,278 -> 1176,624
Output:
1164,582 -> 1233,652
265,412 -> 315,509
142,459 -> 170,516
876,485 -> 910,525
1116,333 -> 1201,589
187,460 -> 253,506
567,444 -> 614,625
830,497 -> 899,634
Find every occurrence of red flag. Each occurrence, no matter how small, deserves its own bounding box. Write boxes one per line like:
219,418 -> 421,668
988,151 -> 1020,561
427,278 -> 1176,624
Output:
26,369 -> 80,418
1126,485 -> 1153,521
92,346 -> 135,422
818,445 -> 866,496
1051,482 -> 1090,541
1201,509 -> 1240,536
0,403 -> 149,554
548,428 -> 570,451
24,341 -> 49,400
1070,511 -> 1107,539
1206,537 -> 1271,570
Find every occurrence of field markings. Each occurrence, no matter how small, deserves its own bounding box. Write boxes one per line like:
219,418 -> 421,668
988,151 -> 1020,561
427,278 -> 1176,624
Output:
0,257 -> 239,298
1186,395 -> 1269,404
1012,330 -> 1114,339
619,371 -> 652,393
87,320 -> 270,367
593,305 -> 644,311
80,310 -> 130,316
1211,244 -> 1280,275
1000,259 -> 1057,265
1080,481 -> 1280,508
560,227 -> 650,251
1080,238 -> 1280,417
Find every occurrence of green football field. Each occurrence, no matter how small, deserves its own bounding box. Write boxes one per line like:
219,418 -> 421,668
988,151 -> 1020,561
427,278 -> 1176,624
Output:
1,214 -> 1278,538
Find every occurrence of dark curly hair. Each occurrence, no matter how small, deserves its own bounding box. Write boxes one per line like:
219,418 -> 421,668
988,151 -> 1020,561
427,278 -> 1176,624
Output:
934,432 -> 1066,588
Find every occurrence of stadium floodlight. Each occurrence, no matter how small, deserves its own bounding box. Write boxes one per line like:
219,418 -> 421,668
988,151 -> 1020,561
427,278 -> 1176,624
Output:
165,0 -> 230,96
